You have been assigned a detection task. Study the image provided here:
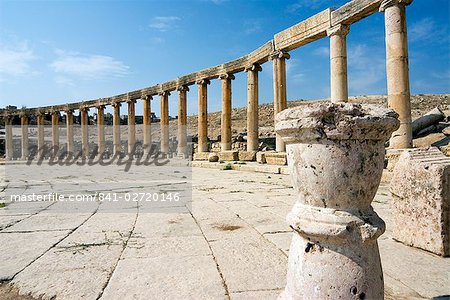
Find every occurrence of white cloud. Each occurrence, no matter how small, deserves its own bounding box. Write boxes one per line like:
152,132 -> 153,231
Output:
347,44 -> 386,94
149,16 -> 180,32
243,19 -> 262,35
0,41 -> 36,80
409,18 -> 448,44
50,49 -> 129,79
287,0 -> 325,12
313,46 -> 329,58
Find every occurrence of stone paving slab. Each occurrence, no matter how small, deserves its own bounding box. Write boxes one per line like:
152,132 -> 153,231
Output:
3,212 -> 93,232
0,231 -> 71,281
100,256 -> 226,300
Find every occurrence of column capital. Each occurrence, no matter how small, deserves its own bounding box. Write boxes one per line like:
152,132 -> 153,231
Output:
19,110 -> 29,118
245,63 -> 262,72
141,94 -> 153,101
96,105 -> 106,110
380,0 -> 413,12
51,110 -> 61,116
219,73 -> 235,80
126,98 -> 136,104
269,50 -> 290,61
327,24 -> 350,37
79,106 -> 90,112
159,91 -> 171,97
64,108 -> 74,114
177,85 -> 190,92
111,101 -> 122,108
36,110 -> 45,117
196,79 -> 211,85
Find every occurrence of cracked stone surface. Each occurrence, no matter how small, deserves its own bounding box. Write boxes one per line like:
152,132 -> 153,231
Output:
0,164 -> 449,299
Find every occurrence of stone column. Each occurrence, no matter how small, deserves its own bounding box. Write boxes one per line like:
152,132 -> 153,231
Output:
5,115 -> 13,160
380,0 -> 413,149
127,98 -> 136,155
327,24 -> 350,103
177,85 -> 189,157
96,105 -> 105,157
271,51 -> 290,152
160,91 -> 170,155
80,107 -> 89,159
246,64 -> 262,152
51,110 -> 60,154
112,102 -> 122,156
20,112 -> 29,160
197,79 -> 210,153
36,112 -> 45,159
142,95 -> 152,156
220,73 -> 235,151
65,109 -> 74,156
276,102 -> 399,300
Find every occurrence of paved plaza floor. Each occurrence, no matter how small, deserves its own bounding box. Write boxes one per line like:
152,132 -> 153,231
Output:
0,163 -> 449,299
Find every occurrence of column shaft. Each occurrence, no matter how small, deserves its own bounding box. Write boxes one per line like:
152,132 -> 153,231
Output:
381,0 -> 413,148
97,106 -> 105,156
160,92 -> 170,155
5,116 -> 13,160
37,113 -> 45,158
272,51 -> 290,152
66,110 -> 74,155
177,86 -> 189,156
51,111 -> 60,154
142,95 -> 152,156
113,103 -> 122,155
127,100 -> 136,155
328,25 -> 349,103
246,65 -> 261,151
220,74 -> 233,151
197,79 -> 210,153
20,114 -> 29,160
81,108 -> 89,158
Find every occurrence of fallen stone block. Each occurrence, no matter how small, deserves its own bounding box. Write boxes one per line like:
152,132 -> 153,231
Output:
390,147 -> 450,256
193,152 -> 209,161
265,152 -> 287,165
208,153 -> 219,162
238,151 -> 257,161
256,152 -> 266,164
218,151 -> 238,161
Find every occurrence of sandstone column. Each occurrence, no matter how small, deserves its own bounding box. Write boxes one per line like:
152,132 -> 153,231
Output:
127,98 -> 136,155
327,24 -> 350,103
96,105 -> 105,157
5,115 -> 13,160
276,102 -> 399,300
160,91 -> 170,155
36,111 -> 45,159
220,73 -> 235,151
142,95 -> 152,156
380,0 -> 413,149
80,107 -> 89,159
271,51 -> 290,152
177,85 -> 189,157
246,64 -> 262,152
197,79 -> 210,153
51,110 -> 60,155
20,112 -> 29,160
65,109 -> 74,156
112,102 -> 122,156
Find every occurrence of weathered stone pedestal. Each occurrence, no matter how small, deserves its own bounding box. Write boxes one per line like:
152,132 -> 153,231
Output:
275,103 -> 399,300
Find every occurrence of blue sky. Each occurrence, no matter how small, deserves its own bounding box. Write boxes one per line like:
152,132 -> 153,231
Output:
0,0 -> 449,117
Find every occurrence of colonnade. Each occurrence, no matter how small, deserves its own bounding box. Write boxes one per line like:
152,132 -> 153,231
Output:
3,0 -> 413,161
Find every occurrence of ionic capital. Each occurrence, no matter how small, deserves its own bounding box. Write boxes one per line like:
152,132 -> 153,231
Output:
80,106 -> 90,112
269,50 -> 290,61
96,105 -> 106,110
126,97 -> 136,104
51,110 -> 61,116
19,110 -> 29,118
245,63 -> 262,72
219,73 -> 235,80
159,91 -> 171,97
111,101 -> 122,108
64,108 -> 74,115
379,0 -> 413,12
141,94 -> 153,101
196,79 -> 211,85
327,24 -> 350,37
177,85 -> 190,92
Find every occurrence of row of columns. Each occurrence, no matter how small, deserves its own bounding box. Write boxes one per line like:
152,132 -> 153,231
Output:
4,0 -> 413,160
